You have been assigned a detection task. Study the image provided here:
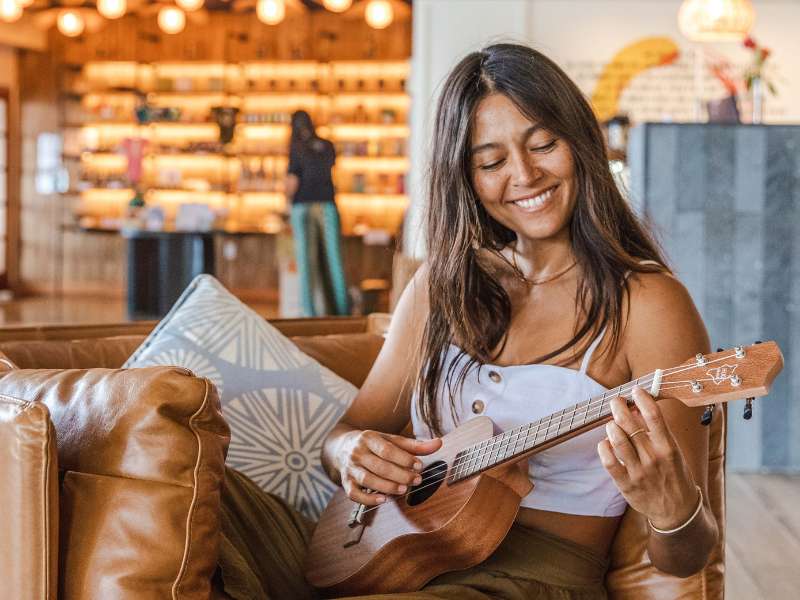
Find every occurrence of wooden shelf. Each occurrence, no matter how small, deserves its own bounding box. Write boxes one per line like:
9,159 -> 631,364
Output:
73,59 -> 410,236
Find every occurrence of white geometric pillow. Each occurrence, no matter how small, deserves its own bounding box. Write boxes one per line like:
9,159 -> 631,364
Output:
124,274 -> 357,520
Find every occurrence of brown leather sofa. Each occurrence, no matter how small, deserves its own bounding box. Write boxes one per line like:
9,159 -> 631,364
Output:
0,314 -> 725,599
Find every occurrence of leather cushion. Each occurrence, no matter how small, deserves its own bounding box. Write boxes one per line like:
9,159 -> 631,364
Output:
0,335 -> 146,370
291,333 -> 385,388
0,366 -> 230,599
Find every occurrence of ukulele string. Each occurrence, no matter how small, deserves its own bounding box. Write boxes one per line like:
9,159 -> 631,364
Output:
358,384 -> 652,518
399,352 -> 735,493
355,352 -> 739,518
446,352 -> 736,472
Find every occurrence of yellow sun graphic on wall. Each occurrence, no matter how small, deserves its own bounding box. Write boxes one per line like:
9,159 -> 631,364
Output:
591,37 -> 681,122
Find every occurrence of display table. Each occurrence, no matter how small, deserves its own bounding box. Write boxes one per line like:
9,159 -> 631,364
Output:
123,229 -> 215,320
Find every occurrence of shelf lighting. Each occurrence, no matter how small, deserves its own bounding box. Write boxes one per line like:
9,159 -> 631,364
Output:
58,10 -> 86,37
158,6 -> 186,34
0,0 -> 22,23
239,123 -> 290,140
257,0 -> 285,25
365,0 -> 393,29
328,123 -> 409,140
97,0 -> 126,19
176,0 -> 204,11
330,61 -> 409,79
678,0 -> 755,41
322,0 -> 352,12
336,156 -> 409,173
18,0 -> 33,7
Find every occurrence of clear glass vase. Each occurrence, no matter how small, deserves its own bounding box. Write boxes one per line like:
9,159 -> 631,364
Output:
751,76 -> 764,124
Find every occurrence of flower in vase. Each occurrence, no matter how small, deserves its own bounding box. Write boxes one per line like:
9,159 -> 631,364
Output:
742,36 -> 777,95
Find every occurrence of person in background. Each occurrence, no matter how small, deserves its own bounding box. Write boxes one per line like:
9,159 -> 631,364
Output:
285,110 -> 350,316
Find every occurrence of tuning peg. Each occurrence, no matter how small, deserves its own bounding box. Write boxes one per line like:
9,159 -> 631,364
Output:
701,405 -> 714,426
743,398 -> 754,420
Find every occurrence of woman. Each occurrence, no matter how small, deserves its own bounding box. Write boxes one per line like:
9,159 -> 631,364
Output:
286,110 -> 349,316
218,44 -> 717,599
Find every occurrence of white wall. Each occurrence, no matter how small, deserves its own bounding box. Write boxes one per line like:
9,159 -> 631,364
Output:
406,0 -> 798,256
406,0 -> 531,257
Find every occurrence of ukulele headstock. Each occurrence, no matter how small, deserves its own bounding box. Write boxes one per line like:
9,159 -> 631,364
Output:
655,341 -> 783,408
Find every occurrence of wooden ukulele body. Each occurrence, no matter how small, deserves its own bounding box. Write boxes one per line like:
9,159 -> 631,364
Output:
305,416 -> 534,597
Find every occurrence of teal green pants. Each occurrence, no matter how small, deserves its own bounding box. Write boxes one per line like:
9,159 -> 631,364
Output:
290,202 -> 350,317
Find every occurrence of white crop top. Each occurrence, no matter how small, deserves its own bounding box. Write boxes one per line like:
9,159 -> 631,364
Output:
411,331 -> 628,517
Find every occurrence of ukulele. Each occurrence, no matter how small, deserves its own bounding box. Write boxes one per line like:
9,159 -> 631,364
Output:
305,341 -> 783,596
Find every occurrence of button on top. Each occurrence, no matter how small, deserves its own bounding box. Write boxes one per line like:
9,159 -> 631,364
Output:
471,399 -> 485,414
488,370 -> 502,383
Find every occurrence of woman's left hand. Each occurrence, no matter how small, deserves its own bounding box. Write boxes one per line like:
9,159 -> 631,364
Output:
597,386 -> 700,530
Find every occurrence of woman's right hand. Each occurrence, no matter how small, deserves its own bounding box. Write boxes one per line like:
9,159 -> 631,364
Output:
336,430 -> 442,506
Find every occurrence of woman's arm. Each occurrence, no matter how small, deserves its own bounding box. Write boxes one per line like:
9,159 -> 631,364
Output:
321,265 -> 442,504
598,272 -> 719,577
285,174 -> 299,203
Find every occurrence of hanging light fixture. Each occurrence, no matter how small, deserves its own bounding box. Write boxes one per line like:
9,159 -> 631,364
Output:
0,0 -> 23,23
97,0 -> 127,19
365,0 -> 393,29
322,0 -> 353,13
678,0 -> 755,41
176,0 -> 204,12
58,9 -> 86,37
257,0 -> 285,25
158,6 -> 186,34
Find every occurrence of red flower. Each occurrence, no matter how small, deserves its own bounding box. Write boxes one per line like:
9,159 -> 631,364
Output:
743,36 -> 756,49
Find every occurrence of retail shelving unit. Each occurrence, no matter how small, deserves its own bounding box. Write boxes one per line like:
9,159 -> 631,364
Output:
65,59 -> 410,236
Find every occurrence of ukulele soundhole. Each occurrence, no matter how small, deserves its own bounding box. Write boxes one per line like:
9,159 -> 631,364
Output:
406,460 -> 448,506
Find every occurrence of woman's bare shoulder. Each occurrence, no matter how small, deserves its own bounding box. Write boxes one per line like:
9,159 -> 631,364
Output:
387,262 -> 430,340
623,270 -> 710,372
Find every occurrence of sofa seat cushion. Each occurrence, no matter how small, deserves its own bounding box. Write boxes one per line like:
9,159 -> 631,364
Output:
124,274 -> 360,520
0,366 -> 229,600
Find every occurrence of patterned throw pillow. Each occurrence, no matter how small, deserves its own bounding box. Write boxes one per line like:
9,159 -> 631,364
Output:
124,274 -> 357,520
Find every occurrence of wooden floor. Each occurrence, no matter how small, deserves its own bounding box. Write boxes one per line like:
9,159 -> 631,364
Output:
1,295 -> 798,598
726,473 -> 800,600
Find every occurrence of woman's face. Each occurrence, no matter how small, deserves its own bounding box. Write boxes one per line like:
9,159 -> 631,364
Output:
469,93 -> 577,244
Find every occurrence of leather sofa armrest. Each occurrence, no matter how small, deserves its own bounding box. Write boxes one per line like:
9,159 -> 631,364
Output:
0,396 -> 58,600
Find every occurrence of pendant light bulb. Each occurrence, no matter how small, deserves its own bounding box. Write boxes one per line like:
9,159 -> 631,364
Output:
176,0 -> 204,12
322,0 -> 353,13
158,6 -> 186,34
57,10 -> 86,37
678,0 -> 755,41
0,0 -> 23,23
257,0 -> 285,25
365,0 -> 393,30
97,0 -> 127,19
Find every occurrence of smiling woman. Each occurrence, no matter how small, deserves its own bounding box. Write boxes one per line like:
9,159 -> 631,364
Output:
470,95 -> 577,247
215,43 -> 719,600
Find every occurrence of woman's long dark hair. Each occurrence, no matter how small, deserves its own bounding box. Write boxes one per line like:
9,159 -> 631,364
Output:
290,110 -> 321,153
416,43 -> 668,437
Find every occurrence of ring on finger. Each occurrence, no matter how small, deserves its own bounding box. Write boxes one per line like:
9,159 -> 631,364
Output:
629,428 -> 647,440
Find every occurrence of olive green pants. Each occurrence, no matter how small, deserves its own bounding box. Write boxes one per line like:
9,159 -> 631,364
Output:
217,468 -> 608,599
